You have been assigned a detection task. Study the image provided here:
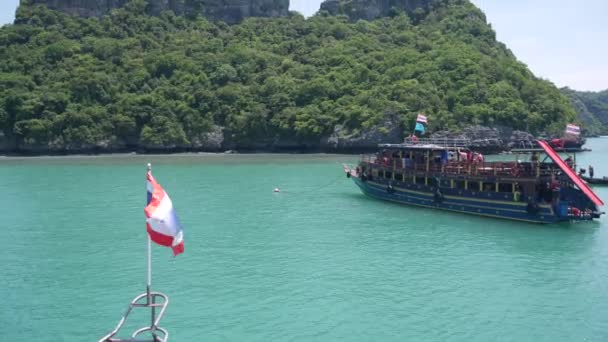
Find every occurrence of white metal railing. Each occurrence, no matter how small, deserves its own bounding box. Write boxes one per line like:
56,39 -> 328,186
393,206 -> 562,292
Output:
100,292 -> 169,342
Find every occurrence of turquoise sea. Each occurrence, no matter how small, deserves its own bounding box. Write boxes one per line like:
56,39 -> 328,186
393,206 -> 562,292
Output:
2,138 -> 608,341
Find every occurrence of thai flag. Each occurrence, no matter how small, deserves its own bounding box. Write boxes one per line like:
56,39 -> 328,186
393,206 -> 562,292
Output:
566,124 -> 581,136
416,114 -> 428,124
145,171 -> 184,256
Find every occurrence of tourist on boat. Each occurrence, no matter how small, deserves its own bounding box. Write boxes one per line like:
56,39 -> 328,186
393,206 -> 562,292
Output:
404,155 -> 413,170
514,183 -> 522,202
458,150 -> 467,161
565,156 -> 573,169
550,177 -> 561,206
589,165 -> 594,178
467,151 -> 474,163
531,152 -> 539,170
540,181 -> 552,203
441,151 -> 449,165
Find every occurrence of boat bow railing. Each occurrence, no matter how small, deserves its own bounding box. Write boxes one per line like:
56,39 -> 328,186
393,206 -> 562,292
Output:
100,292 -> 169,342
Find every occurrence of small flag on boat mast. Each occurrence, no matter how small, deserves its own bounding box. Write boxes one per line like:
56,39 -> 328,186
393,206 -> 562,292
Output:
416,113 -> 428,124
413,113 -> 427,136
565,123 -> 581,136
145,164 -> 184,256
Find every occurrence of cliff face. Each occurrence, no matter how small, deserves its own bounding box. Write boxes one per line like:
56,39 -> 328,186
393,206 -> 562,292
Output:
320,0 -> 432,21
24,0 -> 290,24
561,88 -> 608,135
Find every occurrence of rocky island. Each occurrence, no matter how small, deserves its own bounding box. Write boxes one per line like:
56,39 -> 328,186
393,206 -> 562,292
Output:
26,0 -> 290,24
0,0 -> 601,155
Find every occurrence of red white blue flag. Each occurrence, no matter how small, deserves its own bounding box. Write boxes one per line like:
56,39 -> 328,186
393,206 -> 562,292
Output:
416,114 -> 428,124
565,124 -> 580,136
145,171 -> 184,256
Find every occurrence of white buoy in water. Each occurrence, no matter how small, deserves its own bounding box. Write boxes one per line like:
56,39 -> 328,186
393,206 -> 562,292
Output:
274,188 -> 281,193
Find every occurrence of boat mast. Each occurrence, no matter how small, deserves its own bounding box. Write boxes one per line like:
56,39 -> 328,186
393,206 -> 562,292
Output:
147,163 -> 155,327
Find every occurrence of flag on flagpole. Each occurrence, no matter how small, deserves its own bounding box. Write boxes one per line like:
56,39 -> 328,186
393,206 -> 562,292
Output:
145,171 -> 184,256
565,124 -> 580,136
416,114 -> 428,124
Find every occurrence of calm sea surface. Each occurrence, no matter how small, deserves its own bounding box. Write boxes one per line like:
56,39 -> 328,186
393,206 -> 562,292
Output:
2,138 -> 608,341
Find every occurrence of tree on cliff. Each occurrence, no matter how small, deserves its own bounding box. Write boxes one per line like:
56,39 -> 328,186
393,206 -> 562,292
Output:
0,0 -> 577,153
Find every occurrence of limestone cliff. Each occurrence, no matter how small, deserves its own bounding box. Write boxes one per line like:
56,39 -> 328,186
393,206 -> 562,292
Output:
320,0 -> 432,21
561,88 -> 608,135
23,0 -> 290,24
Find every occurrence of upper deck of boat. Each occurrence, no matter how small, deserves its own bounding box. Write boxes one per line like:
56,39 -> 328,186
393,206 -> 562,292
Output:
379,138 -> 471,152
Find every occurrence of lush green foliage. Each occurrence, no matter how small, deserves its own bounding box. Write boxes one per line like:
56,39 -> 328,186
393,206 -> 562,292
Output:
0,0 -> 577,152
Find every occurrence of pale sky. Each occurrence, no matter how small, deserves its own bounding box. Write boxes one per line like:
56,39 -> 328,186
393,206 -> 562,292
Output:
1,0 -> 606,91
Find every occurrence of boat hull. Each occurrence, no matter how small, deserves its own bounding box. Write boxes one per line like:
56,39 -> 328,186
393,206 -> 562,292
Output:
351,177 -> 564,224
582,176 -> 608,186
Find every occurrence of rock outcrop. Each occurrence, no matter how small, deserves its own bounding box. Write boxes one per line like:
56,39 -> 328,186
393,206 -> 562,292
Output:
321,115 -> 403,152
320,0 -> 431,21
24,0 -> 290,24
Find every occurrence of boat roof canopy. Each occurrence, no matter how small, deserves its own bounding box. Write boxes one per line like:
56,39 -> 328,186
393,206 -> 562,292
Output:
378,143 -> 469,152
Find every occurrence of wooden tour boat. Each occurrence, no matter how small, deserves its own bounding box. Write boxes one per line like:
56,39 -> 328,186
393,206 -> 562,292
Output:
343,139 -> 604,223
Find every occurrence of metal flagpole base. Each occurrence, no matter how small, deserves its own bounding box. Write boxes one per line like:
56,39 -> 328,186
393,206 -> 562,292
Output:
99,291 -> 169,342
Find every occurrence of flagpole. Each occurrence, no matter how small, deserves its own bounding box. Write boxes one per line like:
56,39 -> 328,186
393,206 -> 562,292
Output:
146,163 -> 152,304
146,163 -> 158,333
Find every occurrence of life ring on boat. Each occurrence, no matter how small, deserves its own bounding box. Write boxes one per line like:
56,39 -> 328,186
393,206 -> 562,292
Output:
361,173 -> 368,182
346,171 -> 351,178
526,202 -> 540,215
434,189 -> 444,204
386,183 -> 395,194
511,165 -> 520,177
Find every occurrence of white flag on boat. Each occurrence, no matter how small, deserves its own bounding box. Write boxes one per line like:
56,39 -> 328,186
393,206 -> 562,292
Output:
416,114 -> 428,124
566,124 -> 581,136
146,170 -> 184,256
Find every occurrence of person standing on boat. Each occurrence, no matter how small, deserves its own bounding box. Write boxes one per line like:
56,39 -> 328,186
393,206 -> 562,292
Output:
531,152 -> 539,169
514,183 -> 522,202
550,176 -> 561,207
589,165 -> 594,179
467,151 -> 473,163
565,156 -> 574,169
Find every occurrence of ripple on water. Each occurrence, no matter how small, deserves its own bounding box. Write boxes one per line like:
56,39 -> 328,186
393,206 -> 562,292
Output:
1,148 -> 608,341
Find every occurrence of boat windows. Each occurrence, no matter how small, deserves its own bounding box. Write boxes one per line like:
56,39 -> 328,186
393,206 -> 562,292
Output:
455,180 -> 466,190
498,183 -> 513,193
428,177 -> 438,187
415,176 -> 426,185
469,182 -> 481,192
482,182 -> 495,192
385,171 -> 393,179
395,173 -> 403,182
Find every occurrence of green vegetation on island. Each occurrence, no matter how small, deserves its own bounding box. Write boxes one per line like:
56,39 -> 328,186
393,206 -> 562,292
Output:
0,0 -> 578,153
